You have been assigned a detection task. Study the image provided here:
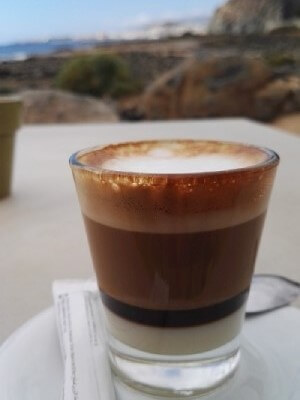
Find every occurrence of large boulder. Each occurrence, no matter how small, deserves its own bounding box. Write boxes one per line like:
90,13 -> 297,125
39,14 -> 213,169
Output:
139,57 -> 273,120
273,112 -> 300,134
255,76 -> 300,120
21,89 -> 119,124
209,0 -> 300,34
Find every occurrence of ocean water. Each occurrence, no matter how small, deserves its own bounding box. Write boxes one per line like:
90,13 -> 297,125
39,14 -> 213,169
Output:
0,38 -> 101,61
0,17 -> 209,62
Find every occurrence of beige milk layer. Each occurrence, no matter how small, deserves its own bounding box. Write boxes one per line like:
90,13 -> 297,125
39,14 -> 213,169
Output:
105,305 -> 245,355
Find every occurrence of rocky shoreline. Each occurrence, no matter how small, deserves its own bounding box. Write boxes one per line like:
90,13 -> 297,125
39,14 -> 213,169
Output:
0,39 -> 190,93
2,35 -> 299,92
1,35 -> 299,130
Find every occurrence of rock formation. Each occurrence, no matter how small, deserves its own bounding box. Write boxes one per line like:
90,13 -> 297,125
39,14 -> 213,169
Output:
209,0 -> 300,34
138,57 -> 272,120
21,90 -> 119,124
129,56 -> 300,122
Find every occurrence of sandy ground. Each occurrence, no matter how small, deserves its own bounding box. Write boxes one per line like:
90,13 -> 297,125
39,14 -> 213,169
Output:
272,113 -> 300,135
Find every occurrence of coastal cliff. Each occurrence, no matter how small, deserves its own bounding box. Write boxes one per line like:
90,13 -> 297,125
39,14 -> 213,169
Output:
209,0 -> 300,34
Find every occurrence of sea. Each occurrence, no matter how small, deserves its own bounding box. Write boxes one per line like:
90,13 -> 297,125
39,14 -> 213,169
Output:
0,38 -> 102,62
0,17 -> 209,62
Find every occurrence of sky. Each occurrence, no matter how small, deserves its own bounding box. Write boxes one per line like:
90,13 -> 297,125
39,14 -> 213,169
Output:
0,0 -> 223,44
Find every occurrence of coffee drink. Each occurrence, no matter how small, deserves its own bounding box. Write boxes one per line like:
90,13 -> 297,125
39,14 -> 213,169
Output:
71,140 -> 278,356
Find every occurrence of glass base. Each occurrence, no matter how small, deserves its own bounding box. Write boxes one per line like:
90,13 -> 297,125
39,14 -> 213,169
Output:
109,339 -> 240,397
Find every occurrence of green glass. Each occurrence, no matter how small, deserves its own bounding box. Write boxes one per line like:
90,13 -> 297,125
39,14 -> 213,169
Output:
0,97 -> 22,199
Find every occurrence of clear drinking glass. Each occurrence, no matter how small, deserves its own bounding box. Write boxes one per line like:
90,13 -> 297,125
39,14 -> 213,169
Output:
70,140 -> 279,397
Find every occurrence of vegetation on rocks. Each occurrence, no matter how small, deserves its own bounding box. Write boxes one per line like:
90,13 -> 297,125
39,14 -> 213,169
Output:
264,52 -> 296,67
56,53 -> 142,99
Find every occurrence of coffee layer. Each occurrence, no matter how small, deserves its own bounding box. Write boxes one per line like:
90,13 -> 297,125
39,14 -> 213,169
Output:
84,214 -> 265,310
101,289 -> 248,327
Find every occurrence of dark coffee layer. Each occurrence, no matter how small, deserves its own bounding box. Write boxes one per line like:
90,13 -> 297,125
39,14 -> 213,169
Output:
101,289 -> 248,327
84,213 -> 265,310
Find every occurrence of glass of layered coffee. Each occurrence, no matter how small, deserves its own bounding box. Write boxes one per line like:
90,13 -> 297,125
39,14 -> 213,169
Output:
70,140 -> 279,396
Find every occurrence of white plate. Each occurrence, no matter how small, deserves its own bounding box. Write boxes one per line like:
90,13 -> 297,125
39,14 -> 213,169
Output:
0,307 -> 300,400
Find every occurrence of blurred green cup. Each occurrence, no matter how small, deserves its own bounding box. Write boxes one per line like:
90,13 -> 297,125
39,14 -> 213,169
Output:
0,96 -> 22,199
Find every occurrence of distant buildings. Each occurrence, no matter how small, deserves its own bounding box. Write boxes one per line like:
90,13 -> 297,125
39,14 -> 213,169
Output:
115,17 -> 209,41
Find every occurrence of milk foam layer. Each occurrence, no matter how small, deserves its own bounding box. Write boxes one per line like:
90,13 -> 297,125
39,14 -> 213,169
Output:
80,140 -> 268,174
102,153 -> 257,174
72,140 -> 277,233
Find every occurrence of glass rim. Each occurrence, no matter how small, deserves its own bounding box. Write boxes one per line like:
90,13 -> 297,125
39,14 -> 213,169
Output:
69,139 -> 280,178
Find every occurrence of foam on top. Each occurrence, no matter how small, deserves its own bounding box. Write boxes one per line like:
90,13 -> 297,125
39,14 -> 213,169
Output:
72,140 -> 278,233
102,153 -> 256,174
78,140 -> 269,175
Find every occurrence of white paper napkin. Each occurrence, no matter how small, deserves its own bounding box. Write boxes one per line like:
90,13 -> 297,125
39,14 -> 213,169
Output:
52,280 -> 116,400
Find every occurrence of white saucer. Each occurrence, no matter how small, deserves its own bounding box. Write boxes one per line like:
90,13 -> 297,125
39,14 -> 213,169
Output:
1,307 -> 300,399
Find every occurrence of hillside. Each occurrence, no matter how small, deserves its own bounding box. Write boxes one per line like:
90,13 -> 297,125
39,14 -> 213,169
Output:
209,0 -> 300,34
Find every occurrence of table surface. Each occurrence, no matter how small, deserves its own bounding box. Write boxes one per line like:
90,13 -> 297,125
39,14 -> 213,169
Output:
1,119 -> 299,344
